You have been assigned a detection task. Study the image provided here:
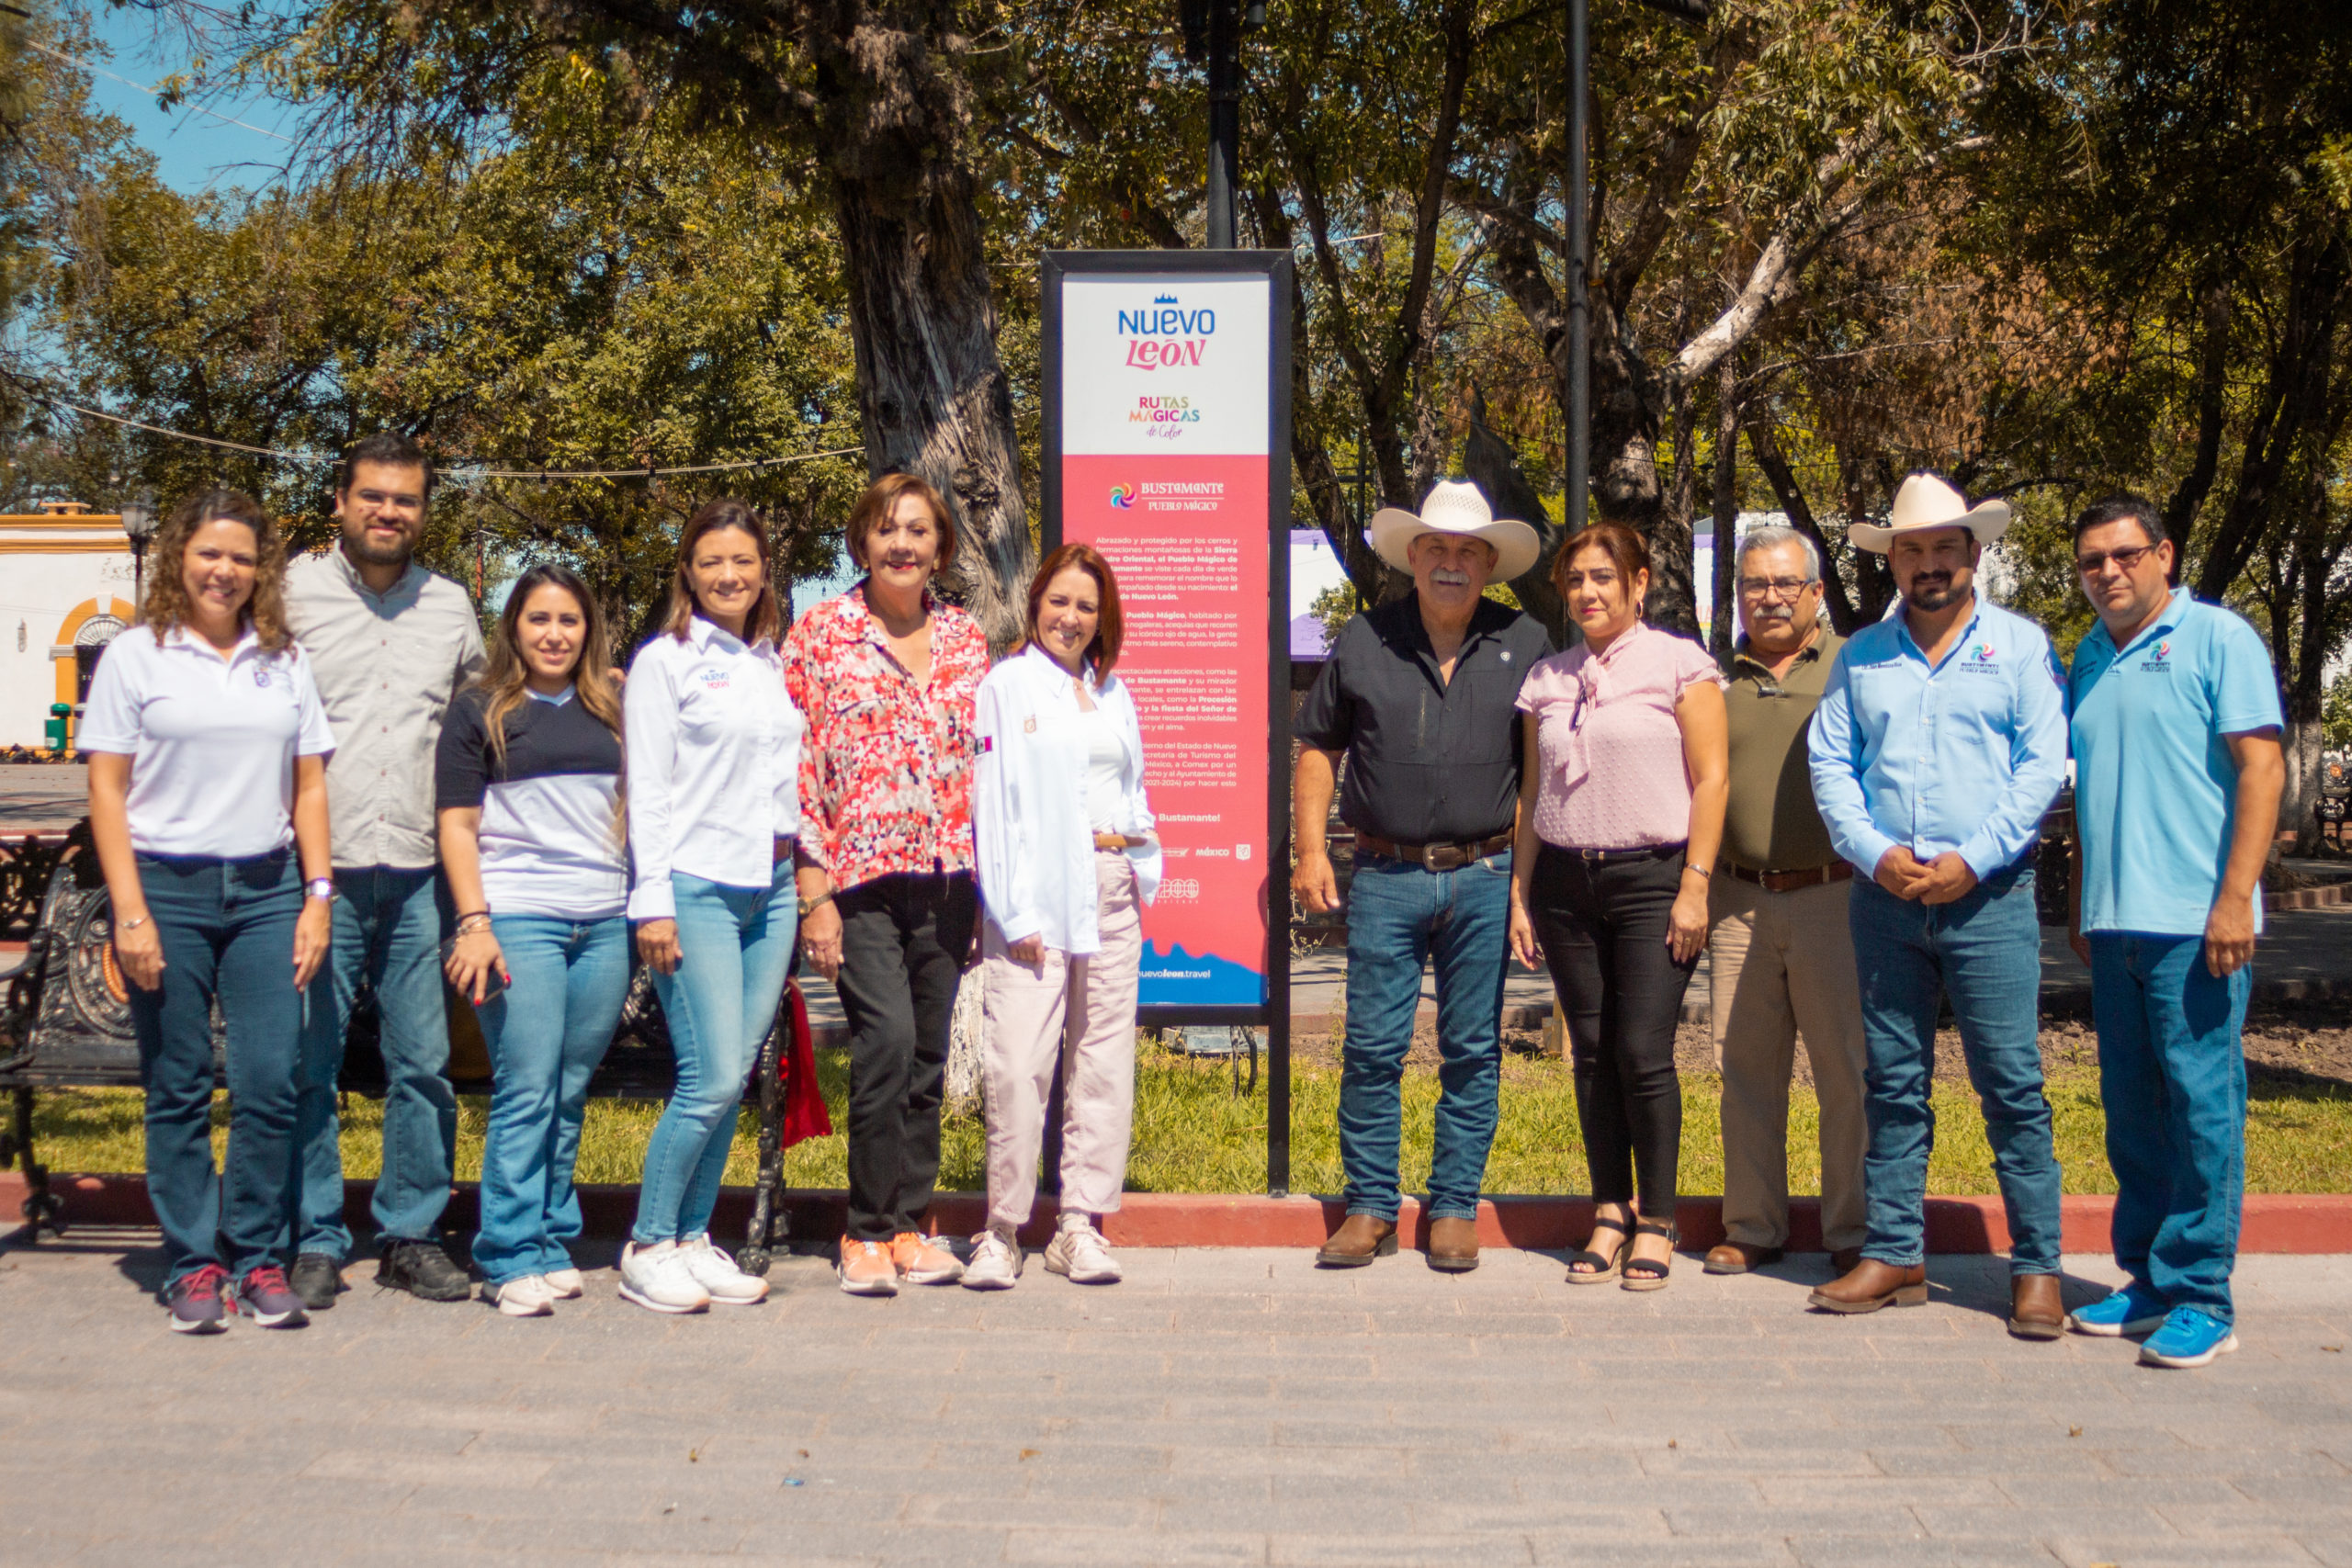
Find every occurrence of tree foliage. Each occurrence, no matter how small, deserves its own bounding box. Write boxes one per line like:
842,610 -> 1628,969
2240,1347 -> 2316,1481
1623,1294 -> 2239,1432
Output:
17,0 -> 2352,829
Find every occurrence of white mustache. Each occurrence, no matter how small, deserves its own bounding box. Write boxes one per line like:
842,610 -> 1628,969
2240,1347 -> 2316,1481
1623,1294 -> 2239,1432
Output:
1430,569 -> 1472,587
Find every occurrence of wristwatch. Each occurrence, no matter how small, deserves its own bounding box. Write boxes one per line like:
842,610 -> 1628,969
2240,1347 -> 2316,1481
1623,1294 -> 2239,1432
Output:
304,878 -> 337,903
797,889 -> 834,919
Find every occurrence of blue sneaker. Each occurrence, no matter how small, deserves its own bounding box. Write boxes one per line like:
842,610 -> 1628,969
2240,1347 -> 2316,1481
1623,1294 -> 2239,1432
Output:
2066,1283 -> 2167,1337
164,1263 -> 233,1335
2140,1305 -> 2238,1369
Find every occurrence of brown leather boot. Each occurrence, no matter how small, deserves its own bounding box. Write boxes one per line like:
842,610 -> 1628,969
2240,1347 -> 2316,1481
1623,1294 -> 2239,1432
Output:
1807,1258 -> 1928,1314
1315,1213 -> 1397,1268
1702,1241 -> 1785,1275
1426,1216 -> 1479,1273
1828,1246 -> 1865,1275
2008,1273 -> 2064,1340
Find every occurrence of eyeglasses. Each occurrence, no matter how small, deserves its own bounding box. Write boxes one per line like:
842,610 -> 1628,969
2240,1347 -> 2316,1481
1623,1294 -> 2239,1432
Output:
2076,544 -> 2158,576
1737,576 -> 1815,599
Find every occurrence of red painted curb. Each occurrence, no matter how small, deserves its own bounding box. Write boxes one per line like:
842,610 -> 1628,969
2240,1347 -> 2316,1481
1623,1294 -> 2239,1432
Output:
7,1172 -> 2351,1254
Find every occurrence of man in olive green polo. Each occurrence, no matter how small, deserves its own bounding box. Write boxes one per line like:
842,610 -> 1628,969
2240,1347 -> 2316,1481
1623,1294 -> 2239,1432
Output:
1702,525 -> 1868,1278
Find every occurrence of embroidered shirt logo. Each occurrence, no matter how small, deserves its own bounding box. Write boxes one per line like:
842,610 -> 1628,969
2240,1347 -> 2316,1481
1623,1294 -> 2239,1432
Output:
1023,716 -> 1038,734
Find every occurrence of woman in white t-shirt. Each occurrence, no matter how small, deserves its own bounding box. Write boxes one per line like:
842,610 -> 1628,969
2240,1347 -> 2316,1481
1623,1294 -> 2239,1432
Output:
967,545 -> 1160,1290
80,490 -> 336,1336
435,562 -> 630,1318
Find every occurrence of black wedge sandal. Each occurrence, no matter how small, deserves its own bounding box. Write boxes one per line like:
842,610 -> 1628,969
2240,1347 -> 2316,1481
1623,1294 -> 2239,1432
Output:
1621,1218 -> 1679,1292
1565,1213 -> 1631,1286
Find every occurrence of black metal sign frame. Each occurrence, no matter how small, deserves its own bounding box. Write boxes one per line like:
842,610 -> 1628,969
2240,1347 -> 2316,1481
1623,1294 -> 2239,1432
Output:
1040,247 -> 1295,1195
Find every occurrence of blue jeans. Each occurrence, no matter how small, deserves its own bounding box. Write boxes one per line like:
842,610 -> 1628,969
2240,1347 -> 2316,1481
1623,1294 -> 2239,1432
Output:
1849,868 -> 2063,1275
473,915 -> 631,1286
127,851 -> 307,1283
1337,849 -> 1511,1223
633,867 -> 795,1246
294,866 -> 456,1258
2090,932 -> 2248,1323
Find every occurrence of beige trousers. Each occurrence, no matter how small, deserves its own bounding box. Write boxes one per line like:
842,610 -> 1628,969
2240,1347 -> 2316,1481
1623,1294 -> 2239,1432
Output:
979,851 -> 1143,1230
1706,874 -> 1869,1252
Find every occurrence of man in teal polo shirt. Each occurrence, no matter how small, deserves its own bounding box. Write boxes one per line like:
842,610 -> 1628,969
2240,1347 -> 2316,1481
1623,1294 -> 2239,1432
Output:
2064,494 -> 2283,1370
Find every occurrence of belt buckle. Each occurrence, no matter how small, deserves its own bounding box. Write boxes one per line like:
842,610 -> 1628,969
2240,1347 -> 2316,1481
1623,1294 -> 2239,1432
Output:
1423,843 -> 1467,872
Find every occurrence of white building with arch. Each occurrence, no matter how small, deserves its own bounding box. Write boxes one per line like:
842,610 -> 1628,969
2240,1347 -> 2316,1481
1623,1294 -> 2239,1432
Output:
0,503 -> 139,750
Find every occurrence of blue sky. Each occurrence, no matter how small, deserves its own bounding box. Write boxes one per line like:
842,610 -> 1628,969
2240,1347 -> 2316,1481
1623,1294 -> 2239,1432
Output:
66,5 -> 306,195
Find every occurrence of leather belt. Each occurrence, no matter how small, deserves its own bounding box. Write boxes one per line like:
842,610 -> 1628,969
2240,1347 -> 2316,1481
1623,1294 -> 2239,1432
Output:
1548,840 -> 1685,865
1354,830 -> 1514,872
1724,860 -> 1852,893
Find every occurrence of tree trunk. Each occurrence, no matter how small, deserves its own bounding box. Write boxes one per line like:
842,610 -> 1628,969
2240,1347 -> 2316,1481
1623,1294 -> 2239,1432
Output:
1708,357 -> 1739,656
1649,371 -> 1700,636
817,17 -> 1034,649
2284,706 -> 2325,852
1462,388 -> 1566,640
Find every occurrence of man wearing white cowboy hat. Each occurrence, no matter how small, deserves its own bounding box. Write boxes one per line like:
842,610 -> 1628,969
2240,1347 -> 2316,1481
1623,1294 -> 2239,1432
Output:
1293,479 -> 1553,1272
1805,472 -> 2070,1337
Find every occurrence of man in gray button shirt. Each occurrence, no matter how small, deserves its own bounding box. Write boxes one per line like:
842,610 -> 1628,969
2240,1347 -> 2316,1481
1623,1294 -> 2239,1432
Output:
284,434 -> 486,1307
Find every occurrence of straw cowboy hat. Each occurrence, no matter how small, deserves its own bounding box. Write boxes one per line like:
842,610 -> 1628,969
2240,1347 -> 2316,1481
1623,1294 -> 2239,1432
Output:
1370,479 -> 1542,581
1848,472 -> 2012,554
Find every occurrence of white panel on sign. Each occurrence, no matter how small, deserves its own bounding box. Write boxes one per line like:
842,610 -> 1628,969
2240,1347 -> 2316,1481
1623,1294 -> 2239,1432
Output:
1061,276 -> 1272,457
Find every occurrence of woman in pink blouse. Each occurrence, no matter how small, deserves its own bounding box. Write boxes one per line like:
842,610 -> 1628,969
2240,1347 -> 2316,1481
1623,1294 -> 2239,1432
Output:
1509,523 -> 1728,1291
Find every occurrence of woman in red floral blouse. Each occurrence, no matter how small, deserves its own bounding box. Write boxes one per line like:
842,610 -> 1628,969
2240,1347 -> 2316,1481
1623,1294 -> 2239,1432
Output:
786,472 -> 991,1297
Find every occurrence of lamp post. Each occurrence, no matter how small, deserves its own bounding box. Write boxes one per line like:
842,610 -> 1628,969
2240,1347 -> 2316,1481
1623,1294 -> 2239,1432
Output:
1182,0 -> 1261,248
121,491 -> 159,612
1566,0 -> 1590,537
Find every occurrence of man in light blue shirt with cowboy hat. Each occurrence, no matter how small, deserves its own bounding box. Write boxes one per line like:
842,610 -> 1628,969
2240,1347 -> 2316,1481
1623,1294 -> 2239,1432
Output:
1806,473 -> 2070,1338
2062,493 -> 2283,1370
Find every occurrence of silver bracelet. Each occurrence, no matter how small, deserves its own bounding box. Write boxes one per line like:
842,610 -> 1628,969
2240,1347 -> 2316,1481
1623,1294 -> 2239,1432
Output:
117,913 -> 151,932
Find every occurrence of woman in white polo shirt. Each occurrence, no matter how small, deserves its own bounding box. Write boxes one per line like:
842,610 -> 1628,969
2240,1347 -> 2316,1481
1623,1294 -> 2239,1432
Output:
80,489 -> 336,1335
967,544 -> 1159,1290
435,562 -> 630,1317
618,498 -> 804,1314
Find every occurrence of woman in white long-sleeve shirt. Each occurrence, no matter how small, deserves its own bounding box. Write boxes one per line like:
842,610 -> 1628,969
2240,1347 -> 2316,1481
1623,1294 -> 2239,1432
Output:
618,499 -> 804,1314
967,545 -> 1160,1289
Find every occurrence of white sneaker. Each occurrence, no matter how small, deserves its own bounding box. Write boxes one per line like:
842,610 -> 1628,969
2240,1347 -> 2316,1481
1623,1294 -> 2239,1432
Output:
490,1275 -> 559,1317
1044,1217 -> 1121,1284
679,1235 -> 769,1305
544,1267 -> 584,1299
962,1227 -> 1022,1291
616,1241 -> 711,1314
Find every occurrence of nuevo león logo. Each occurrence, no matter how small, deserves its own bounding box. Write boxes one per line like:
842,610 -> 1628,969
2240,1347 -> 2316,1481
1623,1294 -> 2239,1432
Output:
1118,292 -> 1216,371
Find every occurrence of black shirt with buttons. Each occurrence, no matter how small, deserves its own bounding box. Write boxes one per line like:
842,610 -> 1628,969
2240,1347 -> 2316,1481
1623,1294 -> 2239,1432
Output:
1295,594 -> 1555,847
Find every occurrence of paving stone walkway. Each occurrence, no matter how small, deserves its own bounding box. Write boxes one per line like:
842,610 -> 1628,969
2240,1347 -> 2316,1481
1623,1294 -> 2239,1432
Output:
3,1234 -> 2347,1566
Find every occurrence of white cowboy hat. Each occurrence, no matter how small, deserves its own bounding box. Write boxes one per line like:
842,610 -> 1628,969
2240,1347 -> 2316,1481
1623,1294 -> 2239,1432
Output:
1847,472 -> 2011,554
1369,479 -> 1541,581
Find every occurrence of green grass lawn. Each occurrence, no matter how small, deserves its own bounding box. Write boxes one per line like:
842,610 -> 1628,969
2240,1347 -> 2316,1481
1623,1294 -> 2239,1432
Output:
26,1042 -> 2352,1196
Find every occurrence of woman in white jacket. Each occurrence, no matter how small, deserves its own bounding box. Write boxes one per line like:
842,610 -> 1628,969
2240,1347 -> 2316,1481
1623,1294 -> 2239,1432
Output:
967,544 -> 1160,1288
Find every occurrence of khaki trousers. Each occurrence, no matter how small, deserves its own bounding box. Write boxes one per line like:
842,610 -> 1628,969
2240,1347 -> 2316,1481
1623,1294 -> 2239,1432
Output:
979,851 -> 1143,1230
1706,874 -> 1868,1252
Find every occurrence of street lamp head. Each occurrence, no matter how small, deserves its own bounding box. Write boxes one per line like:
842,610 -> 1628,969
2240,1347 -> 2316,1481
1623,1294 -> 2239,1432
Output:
121,492 -> 159,546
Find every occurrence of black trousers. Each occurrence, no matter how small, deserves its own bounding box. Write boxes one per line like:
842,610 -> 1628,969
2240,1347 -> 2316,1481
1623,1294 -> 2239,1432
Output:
1529,842 -> 1697,1216
834,871 -> 979,1241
